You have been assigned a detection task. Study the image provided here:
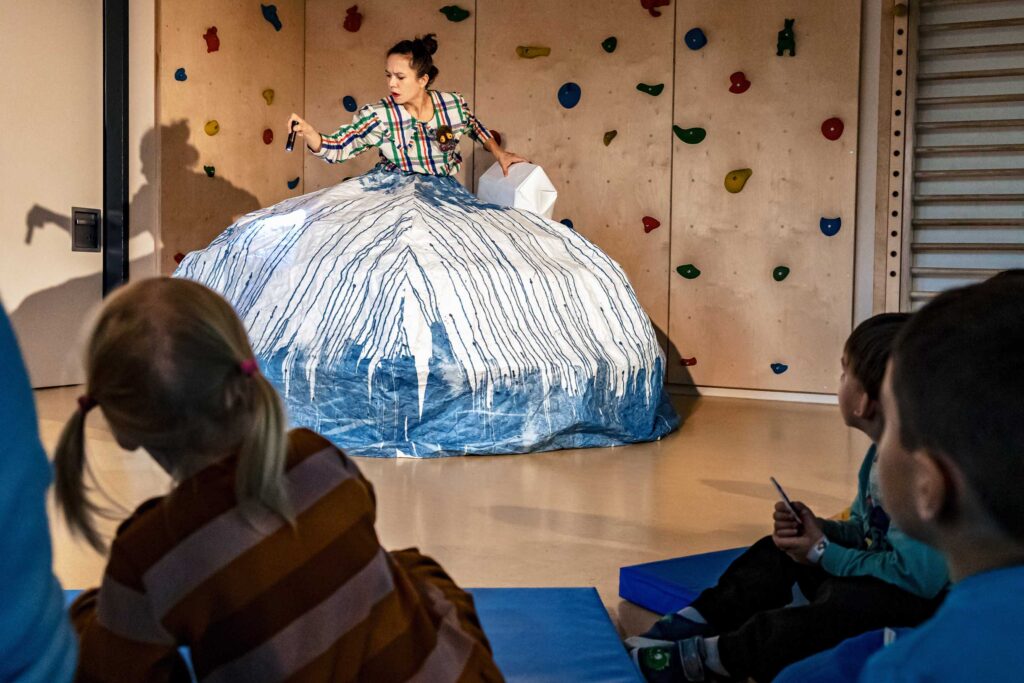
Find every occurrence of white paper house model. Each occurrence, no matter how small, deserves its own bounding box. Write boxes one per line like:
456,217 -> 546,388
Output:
476,162 -> 558,219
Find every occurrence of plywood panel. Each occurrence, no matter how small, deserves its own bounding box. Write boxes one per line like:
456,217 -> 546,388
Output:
474,0 -> 675,337
668,1 -> 861,393
304,0 -> 477,192
159,0 -> 305,274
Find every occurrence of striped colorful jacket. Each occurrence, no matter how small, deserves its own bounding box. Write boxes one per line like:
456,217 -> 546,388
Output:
69,429 -> 504,683
312,90 -> 493,176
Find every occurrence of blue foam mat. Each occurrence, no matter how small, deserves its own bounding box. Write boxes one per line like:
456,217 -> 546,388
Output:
67,587 -> 640,682
619,547 -> 747,615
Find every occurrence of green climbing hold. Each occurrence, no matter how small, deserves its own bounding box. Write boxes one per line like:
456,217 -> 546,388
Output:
439,5 -> 470,22
602,36 -> 617,53
724,168 -> 753,193
203,165 -> 215,177
676,264 -> 701,280
603,130 -> 617,146
673,125 -> 706,144
773,266 -> 791,282
516,46 -> 550,58
637,83 -> 664,96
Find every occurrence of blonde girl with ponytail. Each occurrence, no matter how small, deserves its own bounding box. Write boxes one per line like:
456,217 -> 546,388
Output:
57,278 -> 502,682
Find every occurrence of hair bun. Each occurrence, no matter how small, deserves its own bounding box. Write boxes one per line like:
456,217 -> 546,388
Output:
419,33 -> 438,55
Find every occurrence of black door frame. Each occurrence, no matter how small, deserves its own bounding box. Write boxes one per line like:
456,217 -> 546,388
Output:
103,0 -> 129,295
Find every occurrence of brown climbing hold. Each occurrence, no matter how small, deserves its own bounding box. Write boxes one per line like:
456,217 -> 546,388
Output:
603,130 -> 617,146
641,0 -> 671,18
642,216 -> 661,233
203,27 -> 220,53
344,5 -> 362,32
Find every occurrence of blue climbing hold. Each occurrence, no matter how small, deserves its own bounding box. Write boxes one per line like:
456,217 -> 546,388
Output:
261,4 -> 282,31
174,68 -> 187,81
820,217 -> 842,237
343,95 -> 357,112
557,82 -> 582,109
287,177 -> 300,189
771,363 -> 789,375
684,28 -> 707,50
560,219 -> 574,229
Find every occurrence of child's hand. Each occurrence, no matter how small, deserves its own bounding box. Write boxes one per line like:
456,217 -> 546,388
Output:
772,502 -> 825,565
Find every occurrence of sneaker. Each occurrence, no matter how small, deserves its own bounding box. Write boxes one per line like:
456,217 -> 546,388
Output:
630,638 -> 709,683
642,612 -> 716,641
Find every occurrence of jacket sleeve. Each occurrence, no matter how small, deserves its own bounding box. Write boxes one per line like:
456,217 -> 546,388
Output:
312,104 -> 386,164
454,92 -> 493,144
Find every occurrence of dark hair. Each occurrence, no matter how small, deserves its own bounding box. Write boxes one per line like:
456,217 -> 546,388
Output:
892,277 -> 1024,541
843,312 -> 911,400
387,34 -> 439,85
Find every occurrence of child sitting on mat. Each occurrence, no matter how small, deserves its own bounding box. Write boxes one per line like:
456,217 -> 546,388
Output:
628,313 -> 950,682
54,278 -> 504,683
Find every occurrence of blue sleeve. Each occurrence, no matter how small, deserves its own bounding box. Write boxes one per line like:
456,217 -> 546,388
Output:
820,525 -> 949,598
0,304 -> 77,682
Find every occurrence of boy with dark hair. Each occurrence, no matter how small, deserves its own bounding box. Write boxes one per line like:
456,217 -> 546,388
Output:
859,276 -> 1024,680
629,313 -> 949,682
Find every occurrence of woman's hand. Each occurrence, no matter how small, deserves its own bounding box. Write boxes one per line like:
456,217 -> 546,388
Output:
287,113 -> 322,153
497,150 -> 528,176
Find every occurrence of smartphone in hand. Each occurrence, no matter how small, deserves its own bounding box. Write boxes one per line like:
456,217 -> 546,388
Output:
770,476 -> 802,525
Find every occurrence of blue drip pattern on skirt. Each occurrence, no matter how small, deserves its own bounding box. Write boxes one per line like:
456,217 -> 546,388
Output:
176,167 -> 680,457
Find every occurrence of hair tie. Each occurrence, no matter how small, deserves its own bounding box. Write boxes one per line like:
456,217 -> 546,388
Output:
240,358 -> 260,377
78,395 -> 98,414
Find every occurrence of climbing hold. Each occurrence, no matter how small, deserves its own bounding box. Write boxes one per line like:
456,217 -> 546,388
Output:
684,28 -> 707,50
676,264 -> 701,279
724,168 -> 752,193
776,18 -> 796,56
174,68 -> 188,82
642,216 -> 661,233
681,357 -> 698,367
440,5 -> 470,22
602,36 -> 617,53
673,125 -> 706,144
603,130 -> 617,146
821,117 -> 844,141
263,128 -> 274,145
728,71 -> 751,94
261,4 -> 282,31
203,165 -> 215,177
771,363 -> 789,375
820,217 -> 842,237
287,177 -> 300,190
342,95 -> 357,112
560,218 -> 574,229
641,0 -> 671,18
557,82 -> 582,109
343,5 -> 362,32
637,83 -> 665,96
772,266 -> 791,282
204,120 -> 220,136
173,252 -> 186,264
491,130 -> 503,147
262,88 -> 275,105
516,46 -> 551,59
203,26 -> 220,53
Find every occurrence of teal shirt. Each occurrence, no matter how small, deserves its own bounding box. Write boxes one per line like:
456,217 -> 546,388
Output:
819,445 -> 949,599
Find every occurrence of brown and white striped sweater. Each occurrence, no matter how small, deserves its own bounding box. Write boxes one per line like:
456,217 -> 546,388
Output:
70,429 -> 503,682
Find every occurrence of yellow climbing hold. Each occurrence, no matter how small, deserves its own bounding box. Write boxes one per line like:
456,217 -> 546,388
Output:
204,120 -> 220,136
516,46 -> 551,59
262,89 -> 275,105
724,168 -> 752,193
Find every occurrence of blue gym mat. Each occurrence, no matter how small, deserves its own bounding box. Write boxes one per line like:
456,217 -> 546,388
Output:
618,547 -> 747,615
66,587 -> 640,682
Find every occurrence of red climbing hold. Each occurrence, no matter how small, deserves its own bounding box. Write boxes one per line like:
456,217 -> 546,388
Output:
344,5 -> 362,32
641,0 -> 671,17
729,71 -> 751,94
203,27 -> 220,53
174,252 -> 186,264
642,216 -> 661,233
263,128 -> 274,145
681,357 -> 698,367
821,117 -> 844,141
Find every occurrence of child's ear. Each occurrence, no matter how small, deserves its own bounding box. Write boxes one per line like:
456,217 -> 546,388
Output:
912,450 -> 952,525
856,391 -> 877,420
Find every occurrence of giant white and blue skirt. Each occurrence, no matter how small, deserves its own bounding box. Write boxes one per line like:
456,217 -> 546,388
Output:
175,167 -> 680,457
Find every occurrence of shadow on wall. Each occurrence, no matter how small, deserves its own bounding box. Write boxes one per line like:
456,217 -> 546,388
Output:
13,122 -> 260,385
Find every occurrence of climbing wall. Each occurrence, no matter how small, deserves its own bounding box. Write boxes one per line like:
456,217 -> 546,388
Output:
158,0 -> 304,274
303,1 -> 477,192
667,2 -> 861,393
473,0 -> 675,339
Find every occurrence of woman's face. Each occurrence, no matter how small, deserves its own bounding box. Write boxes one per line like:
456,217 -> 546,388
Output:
386,53 -> 428,104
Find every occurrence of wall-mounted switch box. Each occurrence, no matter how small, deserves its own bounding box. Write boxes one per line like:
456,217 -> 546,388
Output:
71,207 -> 101,252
